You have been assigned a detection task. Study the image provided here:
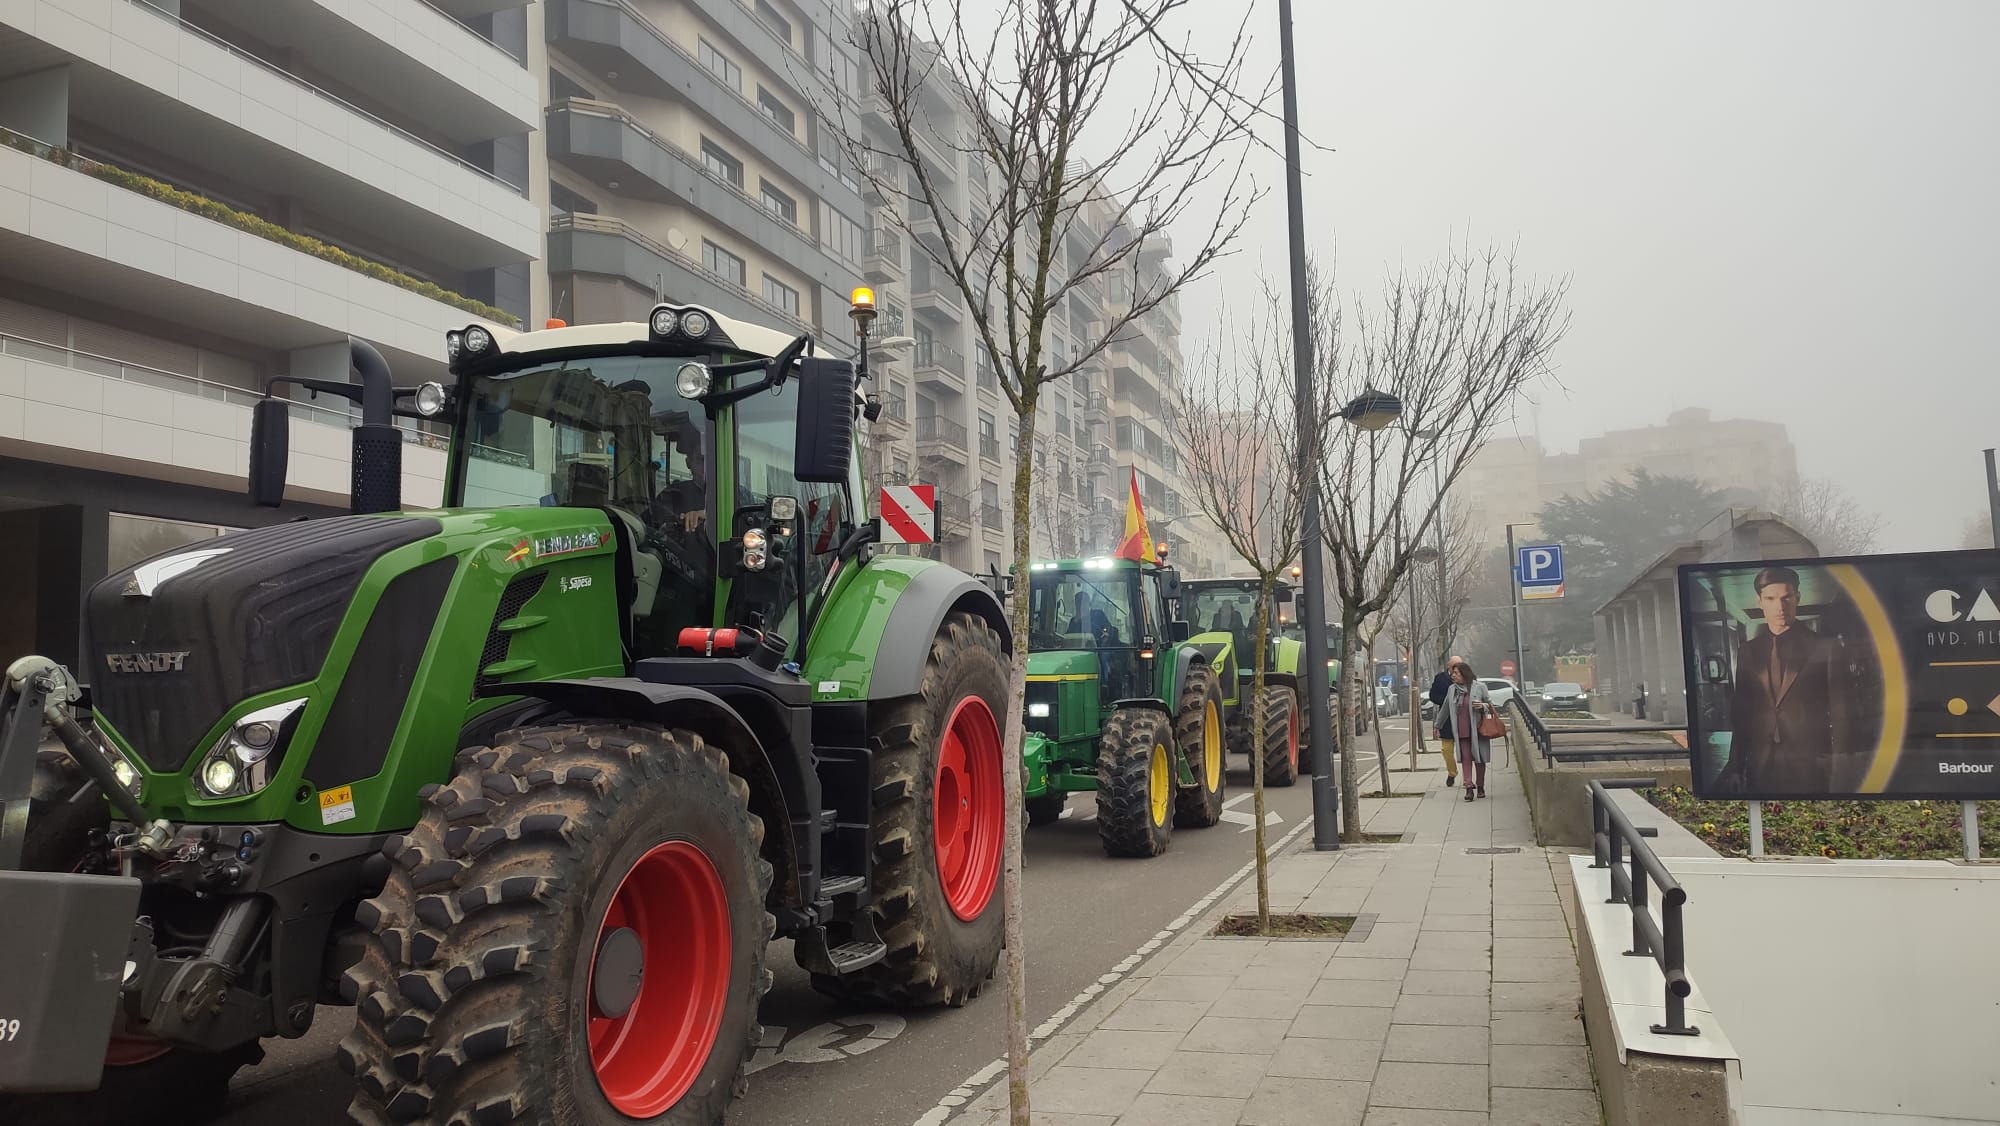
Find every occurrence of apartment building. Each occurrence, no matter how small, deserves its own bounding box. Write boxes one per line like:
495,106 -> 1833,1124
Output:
0,0 -> 541,668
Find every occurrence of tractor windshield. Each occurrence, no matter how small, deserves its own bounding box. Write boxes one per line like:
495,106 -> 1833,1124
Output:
1028,565 -> 1160,700
1184,585 -> 1261,639
455,355 -> 716,528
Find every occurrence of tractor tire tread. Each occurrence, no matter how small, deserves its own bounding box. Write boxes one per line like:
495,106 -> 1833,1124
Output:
1172,665 -> 1226,828
1261,685 -> 1301,788
1096,707 -> 1172,857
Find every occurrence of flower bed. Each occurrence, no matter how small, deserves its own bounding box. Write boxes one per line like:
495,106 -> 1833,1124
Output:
1645,784 -> 2000,860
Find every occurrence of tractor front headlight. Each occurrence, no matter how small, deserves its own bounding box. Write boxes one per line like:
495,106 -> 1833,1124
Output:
1027,702 -> 1051,718
197,698 -> 307,798
741,528 -> 769,572
676,362 -> 712,400
414,381 -> 449,417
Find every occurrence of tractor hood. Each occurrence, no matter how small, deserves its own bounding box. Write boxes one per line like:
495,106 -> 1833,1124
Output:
84,515 -> 442,771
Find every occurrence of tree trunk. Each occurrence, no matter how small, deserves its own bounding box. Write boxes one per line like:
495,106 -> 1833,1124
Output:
1251,574 -> 1272,933
1337,607 -> 1364,842
1371,679 -> 1390,797
1002,403 -> 1037,1125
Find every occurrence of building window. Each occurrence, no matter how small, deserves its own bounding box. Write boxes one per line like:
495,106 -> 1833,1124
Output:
818,201 -> 865,266
757,86 -> 796,134
699,39 -> 741,90
550,181 -> 597,218
550,69 -> 596,102
760,180 -> 797,224
754,0 -> 793,44
701,138 -> 744,188
704,240 -> 746,287
763,275 -> 800,316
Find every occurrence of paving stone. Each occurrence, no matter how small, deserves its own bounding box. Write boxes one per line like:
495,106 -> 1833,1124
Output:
1239,1075 -> 1371,1126
1209,988 -> 1312,1021
1063,1029 -> 1188,1070
1489,1044 -> 1594,1089
1250,942 -> 1339,974
1361,1110 -> 1490,1126
1491,918 -> 1569,940
1368,1061 -> 1490,1111
1382,1022 -> 1490,1065
1491,937 -> 1567,960
1492,903 -> 1564,921
1489,1011 -> 1586,1046
1266,1034 -> 1384,1081
1030,1066 -> 1151,1117
1408,948 -> 1482,972
1490,981 -> 1580,1012
1490,957 -> 1578,984
1098,999 -> 1210,1033
1180,1015 -> 1292,1054
1234,964 -> 1326,992
1392,993 -> 1491,1027
1420,914 -> 1491,932
1400,971 -> 1490,997
1304,977 -> 1403,1008
1489,1085 -> 1603,1125
1321,957 -> 1410,981
1414,931 -> 1494,953
1133,973 -> 1237,1003
1288,1003 -> 1394,1041
1143,1050 -> 1272,1098
1113,1092 -> 1245,1126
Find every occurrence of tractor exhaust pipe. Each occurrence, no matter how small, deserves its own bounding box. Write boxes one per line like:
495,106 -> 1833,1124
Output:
248,337 -> 403,515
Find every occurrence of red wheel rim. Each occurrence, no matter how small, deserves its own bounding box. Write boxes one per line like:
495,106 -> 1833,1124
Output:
588,840 -> 732,1117
1287,705 -> 1300,773
933,694 -> 1003,922
105,1035 -> 170,1067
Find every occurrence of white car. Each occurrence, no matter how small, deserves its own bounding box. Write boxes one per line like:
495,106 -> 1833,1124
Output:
1479,678 -> 1517,709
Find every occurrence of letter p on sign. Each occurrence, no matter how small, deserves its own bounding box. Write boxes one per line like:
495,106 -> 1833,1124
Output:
879,485 -> 937,545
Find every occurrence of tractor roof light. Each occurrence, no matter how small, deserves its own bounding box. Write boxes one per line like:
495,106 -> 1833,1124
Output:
650,308 -> 680,338
414,381 -> 448,417
680,310 -> 712,338
676,362 -> 713,400
463,326 -> 494,355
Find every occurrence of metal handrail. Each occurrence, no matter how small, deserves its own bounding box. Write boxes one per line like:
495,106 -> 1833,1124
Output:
126,0 -> 524,195
416,0 -> 526,64
1588,779 -> 1698,1036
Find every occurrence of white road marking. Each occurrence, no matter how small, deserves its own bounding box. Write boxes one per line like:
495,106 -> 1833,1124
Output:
909,759 -> 1386,1126
1219,792 -> 1284,832
747,1013 -> 908,1075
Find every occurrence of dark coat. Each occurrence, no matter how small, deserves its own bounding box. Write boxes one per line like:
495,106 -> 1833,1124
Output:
1716,625 -> 1851,795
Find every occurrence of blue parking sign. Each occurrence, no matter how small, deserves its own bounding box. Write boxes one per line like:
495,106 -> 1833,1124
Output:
1517,544 -> 1564,600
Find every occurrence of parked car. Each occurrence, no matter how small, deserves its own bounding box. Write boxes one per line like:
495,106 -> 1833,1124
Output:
1539,681 -> 1590,713
1480,677 -> 1517,709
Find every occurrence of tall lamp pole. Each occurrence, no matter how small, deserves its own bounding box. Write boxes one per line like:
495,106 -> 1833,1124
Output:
1277,0 -> 1340,850
1504,522 -> 1536,689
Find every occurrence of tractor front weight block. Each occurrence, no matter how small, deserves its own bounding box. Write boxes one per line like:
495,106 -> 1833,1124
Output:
0,869 -> 143,1093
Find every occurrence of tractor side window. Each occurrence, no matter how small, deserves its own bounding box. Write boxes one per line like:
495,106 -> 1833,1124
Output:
731,378 -> 847,651
1139,572 -> 1162,644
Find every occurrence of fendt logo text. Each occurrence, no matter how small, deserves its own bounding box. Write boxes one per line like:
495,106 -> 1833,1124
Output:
106,651 -> 192,674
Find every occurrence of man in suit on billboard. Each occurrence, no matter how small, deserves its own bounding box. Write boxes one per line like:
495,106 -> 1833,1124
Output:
1714,565 -> 1852,795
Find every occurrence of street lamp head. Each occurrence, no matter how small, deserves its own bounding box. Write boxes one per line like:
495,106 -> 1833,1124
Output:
1341,388 -> 1403,431
1412,545 -> 1441,565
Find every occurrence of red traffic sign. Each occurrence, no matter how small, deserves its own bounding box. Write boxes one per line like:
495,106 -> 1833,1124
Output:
879,484 -> 937,545
1500,659 -> 1517,679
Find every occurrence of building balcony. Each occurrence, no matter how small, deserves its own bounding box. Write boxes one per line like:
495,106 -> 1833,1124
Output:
0,139 -> 501,387
0,328 -> 447,509
547,100 -> 861,298
911,275 -> 963,324
546,0 -> 863,216
912,339 -> 965,390
978,434 -> 1000,462
3,0 -> 539,268
865,227 -> 905,283
191,0 -> 538,141
915,414 -> 968,463
870,391 -> 911,436
546,214 -> 836,351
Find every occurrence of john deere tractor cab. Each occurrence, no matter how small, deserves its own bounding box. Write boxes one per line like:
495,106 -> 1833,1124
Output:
1017,556 -> 1225,857
1179,577 -> 1307,788
0,296 -> 1015,1126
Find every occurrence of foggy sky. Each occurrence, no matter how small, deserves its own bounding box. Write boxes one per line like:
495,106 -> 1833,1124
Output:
1171,0 -> 2000,553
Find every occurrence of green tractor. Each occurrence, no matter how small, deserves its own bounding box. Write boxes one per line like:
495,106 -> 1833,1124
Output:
1177,577 -> 1309,788
0,297 -> 1015,1125
1016,556 -> 1226,857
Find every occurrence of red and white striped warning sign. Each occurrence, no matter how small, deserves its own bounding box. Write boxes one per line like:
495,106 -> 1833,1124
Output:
878,484 -> 937,545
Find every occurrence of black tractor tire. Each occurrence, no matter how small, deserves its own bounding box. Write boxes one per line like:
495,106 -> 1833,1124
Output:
1026,792 -> 1068,826
337,722 -> 773,1125
1096,707 -> 1174,857
1172,665 -> 1226,829
806,610 -> 1009,1008
1261,686 -> 1302,788
0,758 -> 260,1126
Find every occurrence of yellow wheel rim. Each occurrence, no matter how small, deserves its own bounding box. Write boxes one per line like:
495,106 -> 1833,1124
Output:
1149,741 -> 1171,826
1202,701 -> 1222,790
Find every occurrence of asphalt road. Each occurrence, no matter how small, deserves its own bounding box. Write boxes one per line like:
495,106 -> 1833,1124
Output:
212,753 -> 1369,1126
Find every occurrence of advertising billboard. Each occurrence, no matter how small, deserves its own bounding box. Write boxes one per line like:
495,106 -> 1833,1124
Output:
1680,550 -> 2000,800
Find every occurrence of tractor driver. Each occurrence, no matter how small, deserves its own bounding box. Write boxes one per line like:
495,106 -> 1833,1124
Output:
650,437 -> 709,534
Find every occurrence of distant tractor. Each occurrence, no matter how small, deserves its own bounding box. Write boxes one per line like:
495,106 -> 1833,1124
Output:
1178,577 -> 1309,787
0,295 -> 1013,1125
1016,557 -> 1226,857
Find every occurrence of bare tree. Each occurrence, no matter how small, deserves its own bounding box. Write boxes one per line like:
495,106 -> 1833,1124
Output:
1318,241 -> 1573,840
842,4 -> 1268,1117
1174,286 -> 1318,933
1769,476 -> 1884,556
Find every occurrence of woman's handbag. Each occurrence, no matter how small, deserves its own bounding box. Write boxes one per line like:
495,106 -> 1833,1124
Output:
1477,702 -> 1507,740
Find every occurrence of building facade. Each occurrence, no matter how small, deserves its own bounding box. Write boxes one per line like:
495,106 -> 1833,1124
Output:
0,0 -> 541,668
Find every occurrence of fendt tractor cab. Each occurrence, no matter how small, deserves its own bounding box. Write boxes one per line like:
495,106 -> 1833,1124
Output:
0,296 -> 1015,1126
1016,555 -> 1226,857
1178,577 -> 1308,788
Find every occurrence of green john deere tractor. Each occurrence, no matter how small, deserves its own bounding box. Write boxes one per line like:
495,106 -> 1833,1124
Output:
0,297 -> 1014,1125
1016,556 -> 1226,857
1178,577 -> 1308,788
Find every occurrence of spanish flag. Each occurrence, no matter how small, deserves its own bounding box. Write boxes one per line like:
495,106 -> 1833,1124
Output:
1115,468 -> 1153,561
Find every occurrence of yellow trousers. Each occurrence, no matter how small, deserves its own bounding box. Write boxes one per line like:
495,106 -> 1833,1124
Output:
1433,724 -> 1457,779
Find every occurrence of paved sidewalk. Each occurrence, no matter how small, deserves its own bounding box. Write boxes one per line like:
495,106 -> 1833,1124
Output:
953,741 -> 1600,1126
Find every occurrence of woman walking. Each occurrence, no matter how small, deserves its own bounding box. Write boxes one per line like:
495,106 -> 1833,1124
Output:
1438,660 -> 1495,800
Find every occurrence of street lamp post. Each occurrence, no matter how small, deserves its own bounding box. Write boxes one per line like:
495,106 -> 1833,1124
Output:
1504,522 -> 1536,689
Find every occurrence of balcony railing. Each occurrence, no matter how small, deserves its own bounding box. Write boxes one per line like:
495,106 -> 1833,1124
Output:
126,0 -> 523,194
914,340 -> 966,378
978,435 -> 1000,461
867,228 -> 904,262
916,414 -> 968,449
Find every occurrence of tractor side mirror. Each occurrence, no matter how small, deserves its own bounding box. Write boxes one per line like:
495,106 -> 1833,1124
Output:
248,398 -> 291,507
1169,620 -> 1191,642
793,356 -> 855,483
1157,568 -> 1181,602
1275,586 -> 1294,605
